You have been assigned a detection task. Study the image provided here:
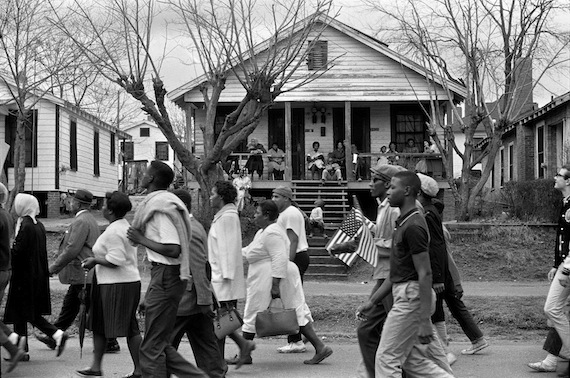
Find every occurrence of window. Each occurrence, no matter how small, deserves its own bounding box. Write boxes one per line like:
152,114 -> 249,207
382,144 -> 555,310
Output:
110,132 -> 116,163
508,143 -> 514,181
4,110 -> 38,167
140,127 -> 150,137
121,141 -> 134,161
500,147 -> 505,186
307,40 -> 328,70
93,130 -> 100,176
391,105 -> 428,152
70,119 -> 78,170
537,125 -> 544,178
155,142 -> 169,161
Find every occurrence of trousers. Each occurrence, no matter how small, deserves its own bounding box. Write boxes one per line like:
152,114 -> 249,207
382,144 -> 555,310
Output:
544,266 -> 570,358
288,251 -> 310,344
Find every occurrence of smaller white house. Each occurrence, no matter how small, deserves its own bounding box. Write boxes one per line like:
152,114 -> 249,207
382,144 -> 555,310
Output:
119,118 -> 179,193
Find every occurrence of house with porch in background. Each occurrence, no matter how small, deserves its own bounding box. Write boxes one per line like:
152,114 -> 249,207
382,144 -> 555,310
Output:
0,78 -> 131,217
170,14 -> 466,223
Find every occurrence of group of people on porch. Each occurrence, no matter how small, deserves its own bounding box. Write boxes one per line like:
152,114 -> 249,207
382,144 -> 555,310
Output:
224,137 -> 439,182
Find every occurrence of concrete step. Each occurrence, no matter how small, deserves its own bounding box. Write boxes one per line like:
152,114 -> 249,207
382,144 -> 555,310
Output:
304,272 -> 348,281
310,255 -> 345,266
306,264 -> 347,274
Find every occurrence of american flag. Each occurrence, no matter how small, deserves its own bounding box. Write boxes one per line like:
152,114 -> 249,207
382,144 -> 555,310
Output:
326,208 -> 377,267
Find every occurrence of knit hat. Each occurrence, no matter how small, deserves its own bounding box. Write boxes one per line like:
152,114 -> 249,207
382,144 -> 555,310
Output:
73,189 -> 94,204
370,163 -> 406,182
272,185 -> 293,200
417,173 -> 439,198
314,199 -> 325,207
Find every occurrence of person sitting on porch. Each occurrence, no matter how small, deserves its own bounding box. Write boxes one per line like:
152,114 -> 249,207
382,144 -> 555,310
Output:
387,141 -> 400,165
307,141 -> 326,180
322,163 -> 342,184
403,138 -> 419,170
328,141 -> 346,178
267,143 -> 286,180
377,146 -> 389,165
309,199 -> 326,238
244,138 -> 266,180
351,144 -> 367,182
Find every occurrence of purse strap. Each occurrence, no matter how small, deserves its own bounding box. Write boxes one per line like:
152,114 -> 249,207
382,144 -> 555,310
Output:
268,298 -> 286,309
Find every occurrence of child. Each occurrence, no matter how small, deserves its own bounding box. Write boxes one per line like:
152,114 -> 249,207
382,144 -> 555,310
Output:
309,199 -> 326,237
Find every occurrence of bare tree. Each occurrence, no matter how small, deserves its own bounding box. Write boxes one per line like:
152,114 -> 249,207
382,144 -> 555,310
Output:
366,0 -> 570,220
52,0 -> 336,222
0,0 -> 91,209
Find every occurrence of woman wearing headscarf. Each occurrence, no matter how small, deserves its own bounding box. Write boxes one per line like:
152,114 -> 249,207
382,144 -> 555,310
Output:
77,191 -> 142,378
4,193 -> 67,360
241,200 -> 333,366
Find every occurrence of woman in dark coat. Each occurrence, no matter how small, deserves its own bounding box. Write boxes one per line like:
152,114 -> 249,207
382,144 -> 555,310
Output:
4,193 -> 67,360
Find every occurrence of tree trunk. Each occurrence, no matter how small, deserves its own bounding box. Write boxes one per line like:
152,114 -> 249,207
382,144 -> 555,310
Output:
6,116 -> 28,211
193,164 -> 226,228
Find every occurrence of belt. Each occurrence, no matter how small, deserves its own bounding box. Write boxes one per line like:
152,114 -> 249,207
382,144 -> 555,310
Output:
150,262 -> 180,267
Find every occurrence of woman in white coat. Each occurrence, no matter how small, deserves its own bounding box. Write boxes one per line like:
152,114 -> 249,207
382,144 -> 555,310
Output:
208,181 -> 254,368
241,200 -> 333,365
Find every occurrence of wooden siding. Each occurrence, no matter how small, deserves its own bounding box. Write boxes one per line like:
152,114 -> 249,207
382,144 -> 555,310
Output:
183,25 -> 451,104
121,122 -> 176,169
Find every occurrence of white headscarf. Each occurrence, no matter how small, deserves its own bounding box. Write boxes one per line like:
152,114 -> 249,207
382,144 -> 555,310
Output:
0,183 -> 8,208
14,193 -> 40,236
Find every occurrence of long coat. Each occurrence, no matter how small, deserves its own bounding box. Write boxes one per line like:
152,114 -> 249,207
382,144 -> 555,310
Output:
4,216 -> 51,322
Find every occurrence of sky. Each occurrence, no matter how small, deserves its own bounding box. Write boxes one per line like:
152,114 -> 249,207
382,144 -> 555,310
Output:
149,0 -> 569,109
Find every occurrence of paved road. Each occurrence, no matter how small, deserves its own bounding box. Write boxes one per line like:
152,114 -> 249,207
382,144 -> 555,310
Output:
0,337 -> 563,378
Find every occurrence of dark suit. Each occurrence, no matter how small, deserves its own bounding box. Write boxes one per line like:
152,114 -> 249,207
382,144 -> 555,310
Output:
171,216 -> 227,378
49,210 -> 99,330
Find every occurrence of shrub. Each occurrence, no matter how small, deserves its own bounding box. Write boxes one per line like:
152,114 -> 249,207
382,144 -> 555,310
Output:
501,179 -> 562,222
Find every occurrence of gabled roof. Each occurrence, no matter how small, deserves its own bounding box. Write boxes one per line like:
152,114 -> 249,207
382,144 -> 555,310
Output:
168,13 -> 466,104
121,119 -> 158,132
0,76 -> 131,139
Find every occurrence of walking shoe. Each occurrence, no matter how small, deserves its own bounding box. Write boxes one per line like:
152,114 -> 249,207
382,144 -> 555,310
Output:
76,368 -> 103,377
55,332 -> 69,357
303,346 -> 333,365
105,339 -> 121,354
277,341 -> 307,353
528,361 -> 557,372
461,338 -> 489,355
446,352 -> 457,366
7,348 -> 26,373
35,333 -> 56,350
226,354 -> 252,365
236,340 -> 256,370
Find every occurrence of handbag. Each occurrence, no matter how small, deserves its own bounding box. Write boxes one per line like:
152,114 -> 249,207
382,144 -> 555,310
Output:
255,298 -> 299,337
212,295 -> 243,340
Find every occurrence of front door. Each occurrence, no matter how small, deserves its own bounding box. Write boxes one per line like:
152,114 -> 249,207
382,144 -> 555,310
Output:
268,109 -> 286,151
291,108 -> 305,179
332,107 -> 371,152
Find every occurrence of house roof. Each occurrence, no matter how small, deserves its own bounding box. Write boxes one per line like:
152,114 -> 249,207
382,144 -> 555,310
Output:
121,119 -> 157,132
0,76 -> 131,139
168,13 -> 466,104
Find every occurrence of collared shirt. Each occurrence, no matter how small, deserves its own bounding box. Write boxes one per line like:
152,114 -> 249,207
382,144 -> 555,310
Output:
372,198 -> 400,279
390,208 -> 429,284
277,205 -> 309,253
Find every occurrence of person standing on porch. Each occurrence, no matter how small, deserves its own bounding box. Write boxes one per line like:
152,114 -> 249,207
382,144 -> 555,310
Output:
272,186 -> 310,354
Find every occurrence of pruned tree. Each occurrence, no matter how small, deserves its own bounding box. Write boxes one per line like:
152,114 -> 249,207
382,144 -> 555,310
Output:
52,0 -> 336,222
0,0 -> 92,210
366,0 -> 570,220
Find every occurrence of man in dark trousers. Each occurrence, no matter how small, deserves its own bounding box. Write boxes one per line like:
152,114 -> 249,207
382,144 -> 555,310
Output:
355,163 -> 405,378
39,189 -> 100,356
171,189 -> 227,378
127,160 -> 206,378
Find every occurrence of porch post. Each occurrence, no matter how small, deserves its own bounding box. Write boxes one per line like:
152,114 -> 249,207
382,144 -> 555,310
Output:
285,102 -> 292,181
344,101 -> 353,181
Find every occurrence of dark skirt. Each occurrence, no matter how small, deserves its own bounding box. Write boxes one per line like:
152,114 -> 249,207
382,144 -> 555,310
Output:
88,274 -> 141,338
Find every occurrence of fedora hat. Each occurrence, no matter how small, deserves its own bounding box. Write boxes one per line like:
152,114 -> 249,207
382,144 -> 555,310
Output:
73,189 -> 93,204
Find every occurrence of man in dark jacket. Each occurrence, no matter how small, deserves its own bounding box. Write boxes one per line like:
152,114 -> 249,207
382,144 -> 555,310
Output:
171,189 -> 226,378
37,189 -> 100,353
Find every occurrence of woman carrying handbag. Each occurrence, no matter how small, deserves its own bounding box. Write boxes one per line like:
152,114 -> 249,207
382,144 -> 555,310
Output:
241,200 -> 332,366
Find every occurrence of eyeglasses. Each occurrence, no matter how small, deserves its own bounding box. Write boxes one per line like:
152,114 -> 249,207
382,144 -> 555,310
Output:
556,173 -> 570,180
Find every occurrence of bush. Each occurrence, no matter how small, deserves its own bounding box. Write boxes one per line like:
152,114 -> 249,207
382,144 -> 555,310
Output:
501,179 -> 562,222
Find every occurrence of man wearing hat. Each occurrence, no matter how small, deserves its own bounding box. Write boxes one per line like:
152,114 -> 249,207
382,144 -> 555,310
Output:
38,189 -> 100,353
354,163 -> 405,378
272,185 -> 310,354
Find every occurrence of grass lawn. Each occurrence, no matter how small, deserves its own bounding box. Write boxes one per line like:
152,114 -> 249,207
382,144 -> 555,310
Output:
39,224 -> 554,342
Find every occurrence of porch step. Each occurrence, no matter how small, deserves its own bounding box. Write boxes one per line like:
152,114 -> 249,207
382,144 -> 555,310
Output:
304,272 -> 348,281
305,235 -> 348,280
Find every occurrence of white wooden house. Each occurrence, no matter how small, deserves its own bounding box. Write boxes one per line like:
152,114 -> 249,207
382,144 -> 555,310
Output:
0,78 -> 131,217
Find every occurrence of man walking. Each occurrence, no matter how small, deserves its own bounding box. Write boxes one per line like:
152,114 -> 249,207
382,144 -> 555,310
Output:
43,189 -> 99,356
127,161 -> 205,378
272,186 -> 310,354
358,171 -> 453,377
529,165 -> 570,373
356,163 -> 404,378
171,189 -> 227,378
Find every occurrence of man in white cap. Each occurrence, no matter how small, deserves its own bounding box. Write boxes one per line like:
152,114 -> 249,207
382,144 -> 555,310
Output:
272,185 -> 310,353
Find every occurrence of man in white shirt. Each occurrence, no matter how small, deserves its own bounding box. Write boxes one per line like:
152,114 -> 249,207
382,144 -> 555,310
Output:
272,186 -> 310,353
127,161 -> 205,378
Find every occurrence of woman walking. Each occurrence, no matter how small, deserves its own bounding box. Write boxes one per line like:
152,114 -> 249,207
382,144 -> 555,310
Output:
76,191 -> 142,378
4,193 -> 68,360
241,200 -> 332,366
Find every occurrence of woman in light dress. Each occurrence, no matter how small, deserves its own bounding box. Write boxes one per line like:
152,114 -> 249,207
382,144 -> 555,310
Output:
241,200 -> 333,365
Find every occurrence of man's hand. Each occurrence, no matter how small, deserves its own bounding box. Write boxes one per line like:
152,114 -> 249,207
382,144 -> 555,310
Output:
271,285 -> 281,299
199,305 -> 215,319
356,301 -> 374,321
330,240 -> 357,254
433,283 -> 445,294
560,275 -> 570,287
548,267 -> 558,282
138,299 -> 147,317
417,319 -> 434,344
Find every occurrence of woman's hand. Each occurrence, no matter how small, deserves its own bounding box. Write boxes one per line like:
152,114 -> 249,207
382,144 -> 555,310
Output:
81,257 -> 97,270
127,227 -> 144,245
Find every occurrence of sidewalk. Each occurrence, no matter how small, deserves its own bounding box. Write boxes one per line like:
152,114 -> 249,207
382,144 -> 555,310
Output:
0,337 -> 563,378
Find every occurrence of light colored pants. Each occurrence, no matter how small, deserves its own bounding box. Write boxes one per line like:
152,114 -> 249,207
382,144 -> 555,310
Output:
544,266 -> 570,358
375,281 -> 454,378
